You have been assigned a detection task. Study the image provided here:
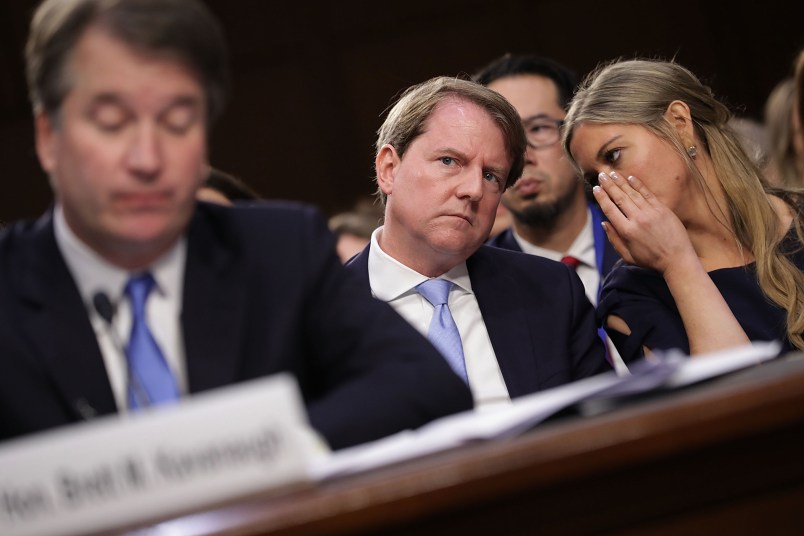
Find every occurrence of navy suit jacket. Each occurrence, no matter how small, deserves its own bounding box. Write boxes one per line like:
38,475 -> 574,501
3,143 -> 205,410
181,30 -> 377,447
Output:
345,244 -> 610,398
0,202 -> 472,449
487,204 -> 621,281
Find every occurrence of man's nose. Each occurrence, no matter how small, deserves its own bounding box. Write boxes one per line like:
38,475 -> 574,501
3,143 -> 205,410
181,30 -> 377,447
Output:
125,123 -> 162,179
456,170 -> 484,201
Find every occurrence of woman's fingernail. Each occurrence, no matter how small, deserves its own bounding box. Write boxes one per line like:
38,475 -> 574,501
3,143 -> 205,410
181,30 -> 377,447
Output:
593,185 -> 602,193
598,172 -> 608,182
609,171 -> 620,180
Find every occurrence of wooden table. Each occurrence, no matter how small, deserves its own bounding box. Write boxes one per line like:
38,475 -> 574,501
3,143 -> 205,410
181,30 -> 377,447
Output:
131,354 -> 804,535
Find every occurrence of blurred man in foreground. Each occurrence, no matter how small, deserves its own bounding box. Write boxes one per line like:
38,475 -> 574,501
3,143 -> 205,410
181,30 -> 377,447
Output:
0,0 -> 472,450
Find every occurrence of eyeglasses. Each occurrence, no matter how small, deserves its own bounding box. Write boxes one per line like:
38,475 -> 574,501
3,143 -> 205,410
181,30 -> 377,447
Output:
522,117 -> 564,149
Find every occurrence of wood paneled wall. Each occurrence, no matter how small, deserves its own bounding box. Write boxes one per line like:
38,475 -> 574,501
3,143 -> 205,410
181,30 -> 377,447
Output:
0,0 -> 801,222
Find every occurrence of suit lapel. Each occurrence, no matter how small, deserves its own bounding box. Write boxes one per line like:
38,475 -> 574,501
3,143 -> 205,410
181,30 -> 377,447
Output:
181,208 -> 247,393
501,229 -> 522,252
16,215 -> 117,419
344,244 -> 372,294
487,228 -> 522,252
468,248 -> 540,398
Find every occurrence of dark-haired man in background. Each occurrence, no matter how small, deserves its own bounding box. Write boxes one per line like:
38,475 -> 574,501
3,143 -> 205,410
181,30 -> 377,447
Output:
474,54 -> 625,372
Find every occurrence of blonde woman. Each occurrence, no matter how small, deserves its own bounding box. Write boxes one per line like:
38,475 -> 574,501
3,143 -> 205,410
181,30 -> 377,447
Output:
562,59 -> 804,363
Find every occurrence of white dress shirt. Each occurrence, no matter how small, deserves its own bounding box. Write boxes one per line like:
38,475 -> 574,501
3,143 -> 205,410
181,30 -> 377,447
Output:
54,205 -> 188,411
368,227 -> 510,411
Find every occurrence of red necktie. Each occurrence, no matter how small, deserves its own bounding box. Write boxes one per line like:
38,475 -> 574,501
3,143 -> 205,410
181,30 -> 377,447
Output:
560,255 -> 581,270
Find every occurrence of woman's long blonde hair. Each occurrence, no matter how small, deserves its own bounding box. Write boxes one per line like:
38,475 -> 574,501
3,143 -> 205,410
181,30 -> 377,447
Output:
562,59 -> 804,350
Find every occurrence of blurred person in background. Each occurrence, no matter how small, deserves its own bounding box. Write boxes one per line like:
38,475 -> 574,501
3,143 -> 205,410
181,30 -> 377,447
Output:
197,167 -> 261,205
329,198 -> 383,263
764,78 -> 804,187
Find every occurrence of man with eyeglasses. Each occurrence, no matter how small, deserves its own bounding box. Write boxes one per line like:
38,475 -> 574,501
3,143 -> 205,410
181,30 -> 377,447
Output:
474,54 -> 626,373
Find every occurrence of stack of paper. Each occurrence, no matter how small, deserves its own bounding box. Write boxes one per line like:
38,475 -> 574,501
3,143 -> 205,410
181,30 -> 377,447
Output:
311,341 -> 781,480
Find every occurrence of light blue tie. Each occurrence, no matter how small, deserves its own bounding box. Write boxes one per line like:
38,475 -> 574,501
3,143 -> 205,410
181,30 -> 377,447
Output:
125,273 -> 179,409
416,279 -> 469,383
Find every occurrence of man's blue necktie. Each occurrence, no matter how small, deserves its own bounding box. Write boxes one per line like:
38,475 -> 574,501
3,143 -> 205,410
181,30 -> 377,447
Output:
416,279 -> 469,383
125,273 -> 179,409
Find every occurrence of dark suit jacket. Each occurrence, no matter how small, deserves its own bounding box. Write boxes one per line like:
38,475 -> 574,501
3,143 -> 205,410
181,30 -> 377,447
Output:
0,202 -> 472,450
487,204 -> 620,280
345,244 -> 610,398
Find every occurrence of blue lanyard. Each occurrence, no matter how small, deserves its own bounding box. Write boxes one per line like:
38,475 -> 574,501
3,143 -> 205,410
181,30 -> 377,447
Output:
589,203 -> 614,364
589,203 -> 606,299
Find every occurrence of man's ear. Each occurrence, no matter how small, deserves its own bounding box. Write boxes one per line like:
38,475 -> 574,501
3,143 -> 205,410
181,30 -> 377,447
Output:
375,144 -> 400,196
663,100 -> 695,143
34,111 -> 57,174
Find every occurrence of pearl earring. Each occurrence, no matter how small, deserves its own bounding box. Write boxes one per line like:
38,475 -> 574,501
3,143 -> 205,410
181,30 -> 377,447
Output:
687,145 -> 698,159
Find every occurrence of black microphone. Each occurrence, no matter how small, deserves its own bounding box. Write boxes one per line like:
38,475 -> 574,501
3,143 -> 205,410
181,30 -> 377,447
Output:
72,293 -> 118,420
93,291 -> 116,325
92,291 -> 151,408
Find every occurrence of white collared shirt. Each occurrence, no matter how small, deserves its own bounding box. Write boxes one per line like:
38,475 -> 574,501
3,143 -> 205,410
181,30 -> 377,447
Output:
368,227 -> 510,411
512,207 -> 600,305
54,205 -> 188,411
